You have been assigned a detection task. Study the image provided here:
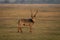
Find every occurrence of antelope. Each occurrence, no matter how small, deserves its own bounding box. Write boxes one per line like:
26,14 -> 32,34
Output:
17,8 -> 39,33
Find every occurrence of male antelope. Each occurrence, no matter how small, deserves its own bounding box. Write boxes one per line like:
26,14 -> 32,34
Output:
18,9 -> 39,33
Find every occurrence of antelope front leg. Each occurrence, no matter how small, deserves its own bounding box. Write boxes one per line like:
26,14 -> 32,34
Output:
29,25 -> 32,32
18,24 -> 22,33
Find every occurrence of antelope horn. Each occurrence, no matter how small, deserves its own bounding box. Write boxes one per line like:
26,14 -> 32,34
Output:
34,9 -> 39,17
30,8 -> 33,17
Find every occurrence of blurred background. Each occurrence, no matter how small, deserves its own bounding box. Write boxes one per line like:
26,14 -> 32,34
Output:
0,0 -> 60,4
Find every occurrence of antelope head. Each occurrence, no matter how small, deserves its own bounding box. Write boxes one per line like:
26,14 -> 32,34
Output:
30,8 -> 39,22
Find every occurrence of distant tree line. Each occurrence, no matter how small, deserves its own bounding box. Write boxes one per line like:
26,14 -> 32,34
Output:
0,0 -> 60,4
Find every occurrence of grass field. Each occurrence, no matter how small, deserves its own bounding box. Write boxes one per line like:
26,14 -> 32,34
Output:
0,4 -> 60,40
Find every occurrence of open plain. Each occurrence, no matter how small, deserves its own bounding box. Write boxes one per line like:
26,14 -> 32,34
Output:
0,4 -> 60,40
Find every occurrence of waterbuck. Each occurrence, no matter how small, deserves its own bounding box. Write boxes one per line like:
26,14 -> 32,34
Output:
18,8 -> 39,33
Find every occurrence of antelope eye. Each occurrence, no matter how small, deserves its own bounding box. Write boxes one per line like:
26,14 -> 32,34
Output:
34,16 -> 35,17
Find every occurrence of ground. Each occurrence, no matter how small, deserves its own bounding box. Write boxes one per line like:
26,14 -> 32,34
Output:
0,4 -> 60,40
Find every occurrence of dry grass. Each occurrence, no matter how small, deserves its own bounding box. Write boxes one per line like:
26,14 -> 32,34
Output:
0,4 -> 60,40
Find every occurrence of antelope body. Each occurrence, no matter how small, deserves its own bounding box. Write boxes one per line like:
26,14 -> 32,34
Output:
18,9 -> 39,33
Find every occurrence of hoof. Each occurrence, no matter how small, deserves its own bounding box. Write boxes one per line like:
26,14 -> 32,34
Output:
29,31 -> 32,33
18,31 -> 19,32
